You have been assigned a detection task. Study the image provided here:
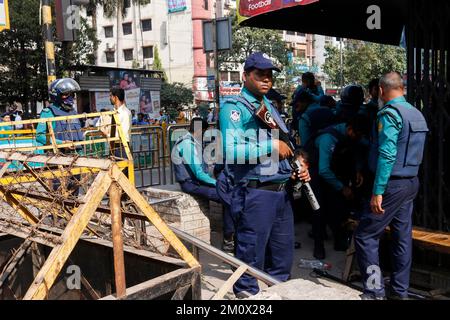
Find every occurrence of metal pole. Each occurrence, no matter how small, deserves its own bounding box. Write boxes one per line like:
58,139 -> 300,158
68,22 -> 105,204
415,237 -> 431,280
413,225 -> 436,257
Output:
212,19 -> 220,110
109,182 -> 127,297
339,38 -> 343,89
42,0 -> 56,85
170,226 -> 281,286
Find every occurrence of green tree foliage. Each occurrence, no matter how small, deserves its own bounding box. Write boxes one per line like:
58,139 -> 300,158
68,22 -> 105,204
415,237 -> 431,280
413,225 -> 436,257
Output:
276,61 -> 305,103
0,0 -> 47,105
160,82 -> 193,119
99,0 -> 151,17
71,17 -> 100,65
0,0 -> 100,105
323,40 -> 406,87
57,16 -> 100,75
218,12 -> 288,70
152,46 -> 167,81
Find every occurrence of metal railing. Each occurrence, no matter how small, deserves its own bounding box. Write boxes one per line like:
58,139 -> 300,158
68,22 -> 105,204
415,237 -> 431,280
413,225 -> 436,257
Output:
130,125 -> 167,188
129,122 -> 220,188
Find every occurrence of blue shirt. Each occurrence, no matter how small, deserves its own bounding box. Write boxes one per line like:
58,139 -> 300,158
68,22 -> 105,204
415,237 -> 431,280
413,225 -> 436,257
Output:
219,87 -> 273,164
298,102 -> 320,146
315,123 -> 347,191
175,133 -> 216,186
372,96 -> 406,195
219,87 -> 291,182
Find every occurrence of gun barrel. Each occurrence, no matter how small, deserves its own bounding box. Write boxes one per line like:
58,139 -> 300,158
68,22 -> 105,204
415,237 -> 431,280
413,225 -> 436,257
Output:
303,182 -> 320,211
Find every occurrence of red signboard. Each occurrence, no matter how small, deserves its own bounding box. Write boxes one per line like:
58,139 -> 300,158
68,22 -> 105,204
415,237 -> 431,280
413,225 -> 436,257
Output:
237,0 -> 318,22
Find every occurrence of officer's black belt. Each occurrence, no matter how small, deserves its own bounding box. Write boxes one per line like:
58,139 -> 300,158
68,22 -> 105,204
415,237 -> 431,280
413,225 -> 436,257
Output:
390,176 -> 415,180
247,180 -> 286,192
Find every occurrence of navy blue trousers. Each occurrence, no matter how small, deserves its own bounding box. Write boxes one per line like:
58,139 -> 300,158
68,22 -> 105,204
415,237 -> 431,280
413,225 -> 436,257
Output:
354,177 -> 419,297
232,186 -> 294,295
180,180 -> 221,202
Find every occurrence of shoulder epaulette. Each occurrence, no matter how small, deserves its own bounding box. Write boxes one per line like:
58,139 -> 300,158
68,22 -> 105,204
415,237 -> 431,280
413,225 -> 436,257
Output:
223,98 -> 238,105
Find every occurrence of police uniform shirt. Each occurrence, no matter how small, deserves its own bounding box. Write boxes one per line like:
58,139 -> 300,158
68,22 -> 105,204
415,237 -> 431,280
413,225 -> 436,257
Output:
220,87 -> 292,183
175,133 -> 216,186
36,107 -> 64,145
373,96 -> 407,195
298,102 -> 320,146
220,87 -> 274,164
315,123 -> 347,191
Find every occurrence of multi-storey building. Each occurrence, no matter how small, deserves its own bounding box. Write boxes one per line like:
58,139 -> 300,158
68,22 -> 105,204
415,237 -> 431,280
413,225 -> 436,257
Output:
92,0 -> 213,103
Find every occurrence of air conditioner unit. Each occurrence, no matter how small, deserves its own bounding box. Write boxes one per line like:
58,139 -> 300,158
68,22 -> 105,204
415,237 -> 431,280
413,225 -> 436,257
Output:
106,43 -> 116,51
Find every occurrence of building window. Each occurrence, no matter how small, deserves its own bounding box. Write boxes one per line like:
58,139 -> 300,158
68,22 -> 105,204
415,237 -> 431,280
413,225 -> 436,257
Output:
105,51 -> 115,63
122,23 -> 132,35
104,26 -> 113,38
204,0 -> 208,10
298,33 -> 306,37
286,31 -> 296,35
124,0 -> 131,8
296,49 -> 306,59
142,46 -> 153,59
230,71 -> 240,82
123,49 -> 133,61
141,19 -> 152,32
219,71 -> 228,81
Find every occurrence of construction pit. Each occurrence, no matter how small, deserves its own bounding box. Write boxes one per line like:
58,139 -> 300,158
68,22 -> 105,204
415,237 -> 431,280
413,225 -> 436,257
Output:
0,112 -> 203,300
0,150 -> 203,300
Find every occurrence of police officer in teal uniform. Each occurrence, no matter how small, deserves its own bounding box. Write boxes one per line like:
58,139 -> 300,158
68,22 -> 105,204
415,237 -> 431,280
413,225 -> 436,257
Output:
291,72 -> 324,135
37,78 -> 84,146
218,52 -> 310,297
295,89 -> 335,147
355,72 -> 428,300
306,115 -> 368,259
173,117 -> 235,252
335,84 -> 365,124
173,117 -> 219,201
36,78 -> 84,195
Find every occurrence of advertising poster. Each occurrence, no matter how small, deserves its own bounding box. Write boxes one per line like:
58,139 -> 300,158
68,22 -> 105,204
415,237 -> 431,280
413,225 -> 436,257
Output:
237,0 -> 318,24
95,91 -> 113,111
139,90 -> 153,114
167,0 -> 187,13
109,70 -> 142,113
150,91 -> 161,116
109,70 -> 141,90
125,87 -> 141,114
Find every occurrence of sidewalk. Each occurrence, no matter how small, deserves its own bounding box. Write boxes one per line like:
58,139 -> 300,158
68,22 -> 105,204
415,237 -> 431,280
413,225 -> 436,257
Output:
199,221 -> 362,300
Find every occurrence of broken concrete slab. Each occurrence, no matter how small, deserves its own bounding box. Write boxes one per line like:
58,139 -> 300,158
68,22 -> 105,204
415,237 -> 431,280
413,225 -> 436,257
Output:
247,278 -> 362,300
